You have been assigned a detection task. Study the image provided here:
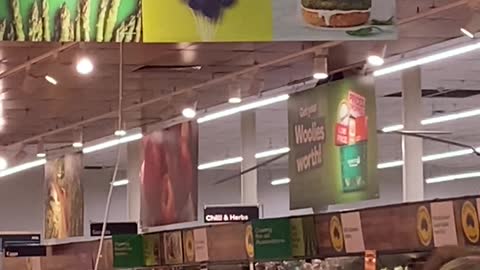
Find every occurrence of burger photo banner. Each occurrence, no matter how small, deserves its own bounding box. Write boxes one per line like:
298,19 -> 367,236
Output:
0,0 -> 141,42
142,0 -> 396,42
288,76 -> 378,210
140,121 -> 199,227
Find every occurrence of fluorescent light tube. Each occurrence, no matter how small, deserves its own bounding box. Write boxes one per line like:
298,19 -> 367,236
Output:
255,147 -> 290,159
377,160 -> 404,169
271,178 -> 291,186
112,179 -> 129,187
198,146 -> 291,170
381,124 -> 404,133
198,157 -> 243,170
197,94 -> 289,124
83,133 -> 143,154
377,147 -> 479,169
426,171 -> 480,184
382,108 -> 480,133
374,41 -> 480,77
421,109 -> 480,125
0,159 -> 46,178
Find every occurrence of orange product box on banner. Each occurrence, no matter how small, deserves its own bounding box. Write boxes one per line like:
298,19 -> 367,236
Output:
353,116 -> 368,143
335,123 -> 349,146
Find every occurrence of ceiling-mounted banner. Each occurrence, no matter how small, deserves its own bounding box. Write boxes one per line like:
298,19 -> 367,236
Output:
0,0 -> 141,42
142,0 -> 396,42
44,153 -> 84,239
288,77 -> 378,210
141,121 -> 198,227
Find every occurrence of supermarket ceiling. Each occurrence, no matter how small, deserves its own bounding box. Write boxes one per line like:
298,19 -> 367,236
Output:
1,0 -> 480,176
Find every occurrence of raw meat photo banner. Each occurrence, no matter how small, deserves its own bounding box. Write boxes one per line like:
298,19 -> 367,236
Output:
288,76 -> 379,210
44,153 -> 84,239
141,121 -> 199,227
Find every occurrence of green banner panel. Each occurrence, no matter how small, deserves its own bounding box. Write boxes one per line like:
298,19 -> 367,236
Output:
253,219 -> 292,261
113,234 -> 145,269
0,0 -> 141,42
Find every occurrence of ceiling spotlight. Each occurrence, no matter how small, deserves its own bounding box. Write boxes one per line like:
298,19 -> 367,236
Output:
0,156 -> 7,170
228,83 -> 242,104
182,107 -> 196,119
72,142 -> 83,148
114,129 -> 127,137
36,140 -> 46,158
367,43 -> 387,66
45,75 -> 58,85
182,101 -> 197,119
72,128 -> 84,149
76,57 -> 94,75
313,55 -> 328,80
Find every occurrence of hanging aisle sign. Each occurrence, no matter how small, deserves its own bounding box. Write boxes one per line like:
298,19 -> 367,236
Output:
204,205 -> 259,223
288,77 -> 378,209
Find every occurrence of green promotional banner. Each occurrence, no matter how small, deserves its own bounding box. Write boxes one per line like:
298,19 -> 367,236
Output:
113,234 -> 145,268
142,0 -> 396,42
253,219 -> 292,261
288,77 -> 378,209
0,0 -> 141,42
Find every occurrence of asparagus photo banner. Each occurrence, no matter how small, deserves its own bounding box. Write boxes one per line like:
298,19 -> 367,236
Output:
288,76 -> 379,210
0,0 -> 141,42
142,0 -> 396,42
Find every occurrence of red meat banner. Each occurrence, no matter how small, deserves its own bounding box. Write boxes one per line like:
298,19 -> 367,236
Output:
140,121 -> 198,227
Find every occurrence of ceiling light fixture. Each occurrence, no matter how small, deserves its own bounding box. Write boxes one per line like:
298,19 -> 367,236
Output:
382,108 -> 480,133
377,146 -> 480,169
373,41 -> 480,77
182,100 -> 198,119
228,83 -> 242,104
0,156 -> 7,170
367,43 -> 387,67
313,56 -> 328,80
114,129 -> 127,137
271,178 -> 291,186
426,171 -> 480,184
197,94 -> 289,124
36,140 -> 46,158
76,57 -> 94,75
82,133 -> 143,154
255,147 -> 290,159
72,128 -> 84,149
460,5 -> 480,38
45,75 -> 58,85
0,159 -> 46,178
112,179 -> 129,187
198,157 -> 243,170
198,146 -> 291,170
182,107 -> 197,119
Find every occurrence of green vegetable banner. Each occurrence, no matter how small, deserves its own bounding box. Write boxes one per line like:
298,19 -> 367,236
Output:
288,77 -> 379,210
0,0 -> 141,42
